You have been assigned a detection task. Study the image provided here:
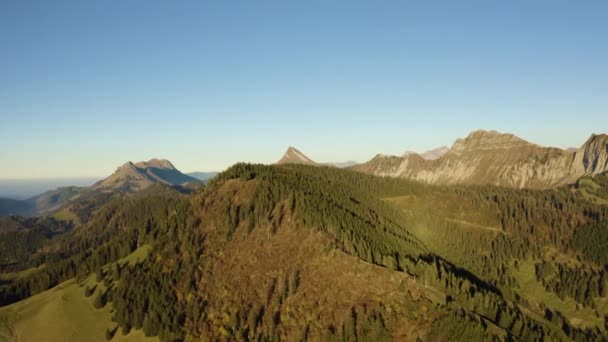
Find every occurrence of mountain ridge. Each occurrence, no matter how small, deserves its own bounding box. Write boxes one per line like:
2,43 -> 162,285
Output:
352,130 -> 608,189
273,130 -> 608,189
0,159 -> 200,217
92,158 -> 200,192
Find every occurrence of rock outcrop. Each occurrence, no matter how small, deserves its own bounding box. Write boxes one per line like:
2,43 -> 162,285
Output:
572,134 -> 608,176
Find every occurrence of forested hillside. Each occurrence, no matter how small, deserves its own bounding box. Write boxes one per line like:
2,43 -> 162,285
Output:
0,165 -> 607,341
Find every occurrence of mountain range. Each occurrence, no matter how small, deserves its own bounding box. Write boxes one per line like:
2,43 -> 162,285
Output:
1,158 -> 607,341
186,171 -> 219,182
403,146 -> 450,160
279,130 -> 608,189
92,158 -> 200,192
0,159 -> 205,217
3,130 -> 607,218
1,129 -> 608,341
0,178 -> 101,200
354,130 -> 608,188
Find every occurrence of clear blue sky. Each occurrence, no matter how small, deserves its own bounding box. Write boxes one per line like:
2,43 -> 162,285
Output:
1,1 -> 607,178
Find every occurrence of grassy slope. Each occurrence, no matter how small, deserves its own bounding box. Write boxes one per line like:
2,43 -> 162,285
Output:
0,248 -> 156,342
384,189 -> 608,332
0,266 -> 44,284
574,175 -> 608,205
51,208 -> 82,226
510,259 -> 608,330
383,192 -> 501,232
0,278 -> 155,342
383,192 -> 503,266
119,244 -> 150,266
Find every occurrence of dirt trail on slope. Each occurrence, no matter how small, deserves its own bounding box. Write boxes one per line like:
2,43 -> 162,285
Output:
443,218 -> 505,234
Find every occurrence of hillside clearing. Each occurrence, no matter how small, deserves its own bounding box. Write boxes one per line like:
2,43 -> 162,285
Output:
0,247 -> 157,342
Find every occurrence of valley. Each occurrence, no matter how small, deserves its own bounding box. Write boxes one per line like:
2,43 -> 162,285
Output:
0,154 -> 606,340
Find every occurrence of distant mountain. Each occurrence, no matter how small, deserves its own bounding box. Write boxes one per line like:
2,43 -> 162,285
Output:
420,146 -> 450,160
0,198 -> 32,217
276,147 -> 317,165
29,186 -> 85,215
0,186 -> 104,217
276,147 -> 358,168
332,161 -> 358,168
0,158 -> 201,217
403,147 -> 448,160
0,216 -> 71,237
402,150 -> 417,157
187,172 -> 219,182
92,158 -> 200,192
353,130 -> 608,189
0,178 -> 101,200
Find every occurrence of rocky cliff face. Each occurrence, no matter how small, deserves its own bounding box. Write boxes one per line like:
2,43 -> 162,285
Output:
353,130 -> 608,189
573,134 -> 608,176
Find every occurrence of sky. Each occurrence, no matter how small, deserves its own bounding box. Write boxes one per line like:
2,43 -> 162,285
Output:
1,1 -> 607,179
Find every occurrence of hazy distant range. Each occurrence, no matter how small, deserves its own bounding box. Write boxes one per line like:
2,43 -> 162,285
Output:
0,172 -> 218,200
0,178 -> 102,200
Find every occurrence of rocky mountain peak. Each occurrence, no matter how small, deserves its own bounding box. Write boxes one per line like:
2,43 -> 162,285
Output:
277,147 -> 316,165
114,161 -> 140,175
451,130 -> 531,153
353,129 -> 605,189
93,158 -> 198,192
586,133 -> 608,144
